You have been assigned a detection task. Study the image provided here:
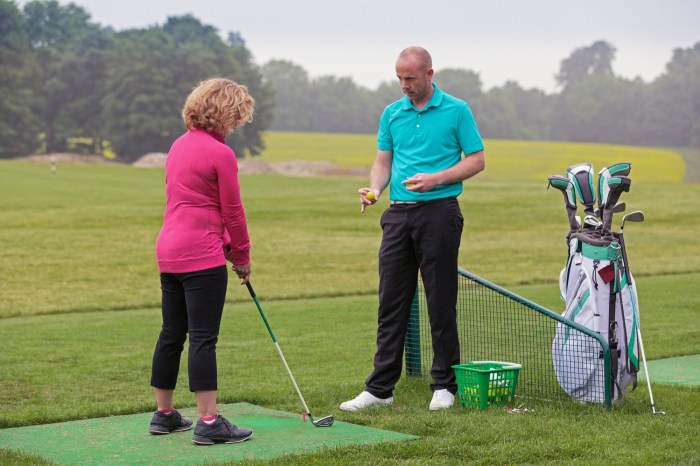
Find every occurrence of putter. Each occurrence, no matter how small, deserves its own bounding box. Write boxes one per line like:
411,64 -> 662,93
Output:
547,175 -> 579,232
245,282 -> 334,427
618,212 -> 664,415
601,176 -> 632,235
597,163 -> 631,219
566,163 -> 596,216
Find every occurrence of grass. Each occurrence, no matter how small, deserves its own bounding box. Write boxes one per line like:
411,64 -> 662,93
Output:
261,132 -> 687,183
1,134 -> 699,465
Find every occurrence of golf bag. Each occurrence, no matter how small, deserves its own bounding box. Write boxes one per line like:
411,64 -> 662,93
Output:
552,228 -> 639,403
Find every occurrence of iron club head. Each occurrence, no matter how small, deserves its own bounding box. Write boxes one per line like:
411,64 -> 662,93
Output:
621,211 -> 645,231
310,414 -> 335,427
583,215 -> 602,230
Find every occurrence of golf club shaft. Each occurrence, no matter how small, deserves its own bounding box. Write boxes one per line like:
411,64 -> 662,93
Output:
273,341 -> 312,415
245,282 -> 312,416
618,221 -> 661,414
636,323 -> 660,414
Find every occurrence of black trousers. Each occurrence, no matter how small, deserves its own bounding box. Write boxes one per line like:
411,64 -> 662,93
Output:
151,265 -> 228,392
365,197 -> 463,398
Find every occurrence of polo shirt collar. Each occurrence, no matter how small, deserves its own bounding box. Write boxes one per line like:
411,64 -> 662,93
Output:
401,83 -> 444,111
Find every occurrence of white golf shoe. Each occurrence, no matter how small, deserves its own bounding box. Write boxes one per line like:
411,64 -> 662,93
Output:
429,389 -> 455,411
339,391 -> 393,412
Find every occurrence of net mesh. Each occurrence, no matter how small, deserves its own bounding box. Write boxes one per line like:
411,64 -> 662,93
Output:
405,269 -> 611,406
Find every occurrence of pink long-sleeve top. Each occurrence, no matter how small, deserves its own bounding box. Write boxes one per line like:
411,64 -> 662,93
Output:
155,129 -> 250,273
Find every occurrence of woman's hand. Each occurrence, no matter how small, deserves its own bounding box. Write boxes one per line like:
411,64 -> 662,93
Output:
232,261 -> 251,285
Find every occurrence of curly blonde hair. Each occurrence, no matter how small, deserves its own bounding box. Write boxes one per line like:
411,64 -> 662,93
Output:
182,78 -> 255,136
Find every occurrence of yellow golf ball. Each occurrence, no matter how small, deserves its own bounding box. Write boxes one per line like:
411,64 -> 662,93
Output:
407,183 -> 416,188
366,191 -> 376,201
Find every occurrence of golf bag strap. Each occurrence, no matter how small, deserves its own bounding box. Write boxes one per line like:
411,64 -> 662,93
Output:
609,284 -> 619,391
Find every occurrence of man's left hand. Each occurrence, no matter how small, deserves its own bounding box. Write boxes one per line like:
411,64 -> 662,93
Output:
403,173 -> 438,192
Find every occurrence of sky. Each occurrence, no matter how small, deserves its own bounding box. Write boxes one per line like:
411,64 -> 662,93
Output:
16,0 -> 700,93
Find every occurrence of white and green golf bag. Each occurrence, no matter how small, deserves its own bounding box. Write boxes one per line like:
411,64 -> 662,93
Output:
553,229 -> 640,403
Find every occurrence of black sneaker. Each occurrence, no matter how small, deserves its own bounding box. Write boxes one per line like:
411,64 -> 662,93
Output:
148,409 -> 194,435
192,415 -> 253,445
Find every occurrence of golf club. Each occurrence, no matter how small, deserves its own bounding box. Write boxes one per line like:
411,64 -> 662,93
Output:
547,174 -> 579,232
618,211 -> 665,415
245,282 -> 335,427
601,176 -> 632,234
583,215 -> 602,230
613,202 -> 626,214
597,163 -> 631,219
566,163 -> 596,216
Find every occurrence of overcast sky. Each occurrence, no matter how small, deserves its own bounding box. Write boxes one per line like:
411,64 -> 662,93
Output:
17,0 -> 700,93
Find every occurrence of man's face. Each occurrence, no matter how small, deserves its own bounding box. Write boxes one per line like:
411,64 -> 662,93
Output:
396,57 -> 433,103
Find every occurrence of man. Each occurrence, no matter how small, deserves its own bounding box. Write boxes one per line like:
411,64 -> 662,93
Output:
340,46 -> 485,412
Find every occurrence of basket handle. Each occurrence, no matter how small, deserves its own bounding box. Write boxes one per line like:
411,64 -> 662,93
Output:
469,360 -> 522,369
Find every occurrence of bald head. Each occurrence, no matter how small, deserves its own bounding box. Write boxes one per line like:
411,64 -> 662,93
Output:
395,46 -> 434,107
397,46 -> 432,71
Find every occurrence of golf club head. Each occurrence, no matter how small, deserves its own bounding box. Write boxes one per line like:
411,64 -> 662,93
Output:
624,211 -> 645,222
547,174 -> 579,231
604,176 -> 632,208
597,163 -> 631,214
612,202 -> 626,214
547,175 -> 576,209
311,414 -> 334,427
566,163 -> 596,216
583,215 -> 601,229
621,211 -> 645,230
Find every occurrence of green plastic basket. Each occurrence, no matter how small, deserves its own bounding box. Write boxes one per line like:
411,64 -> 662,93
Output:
452,361 -> 522,410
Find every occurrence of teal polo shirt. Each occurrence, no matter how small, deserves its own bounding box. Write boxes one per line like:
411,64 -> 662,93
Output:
377,83 -> 484,202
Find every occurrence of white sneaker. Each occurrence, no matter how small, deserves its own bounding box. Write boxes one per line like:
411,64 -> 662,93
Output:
339,391 -> 393,412
429,389 -> 455,411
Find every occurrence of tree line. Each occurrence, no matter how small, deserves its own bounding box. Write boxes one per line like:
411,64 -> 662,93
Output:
266,41 -> 700,150
1,0 -> 699,161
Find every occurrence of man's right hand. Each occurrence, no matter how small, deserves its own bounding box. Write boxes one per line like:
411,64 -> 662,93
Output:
358,188 -> 379,213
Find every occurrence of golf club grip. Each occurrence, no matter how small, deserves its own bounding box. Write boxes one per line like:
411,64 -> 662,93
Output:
246,281 -> 277,342
246,281 -> 256,298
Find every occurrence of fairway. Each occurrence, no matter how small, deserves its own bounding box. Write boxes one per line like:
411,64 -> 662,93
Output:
1,137 -> 699,465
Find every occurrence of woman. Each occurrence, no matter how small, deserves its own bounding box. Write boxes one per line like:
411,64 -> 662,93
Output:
148,78 -> 255,445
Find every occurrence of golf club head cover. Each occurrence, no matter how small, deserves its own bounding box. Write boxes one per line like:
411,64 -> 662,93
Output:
548,175 -> 579,231
602,176 -> 632,233
566,163 -> 596,216
597,163 -> 631,217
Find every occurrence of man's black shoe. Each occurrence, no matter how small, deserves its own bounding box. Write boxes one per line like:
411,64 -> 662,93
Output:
148,409 -> 193,434
192,415 -> 253,445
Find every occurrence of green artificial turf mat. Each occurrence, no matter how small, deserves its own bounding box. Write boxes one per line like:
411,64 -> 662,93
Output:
639,354 -> 700,387
0,403 -> 419,465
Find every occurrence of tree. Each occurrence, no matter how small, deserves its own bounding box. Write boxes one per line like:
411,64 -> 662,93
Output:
22,0 -> 102,153
433,68 -> 483,103
556,40 -> 616,89
501,81 -> 553,140
262,60 -> 311,130
552,75 -> 646,144
101,17 -> 273,160
643,42 -> 700,147
101,28 -> 185,160
477,88 -> 522,139
0,0 -> 40,157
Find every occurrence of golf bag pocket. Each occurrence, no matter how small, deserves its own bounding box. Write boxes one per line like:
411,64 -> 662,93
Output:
553,269 -> 606,403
